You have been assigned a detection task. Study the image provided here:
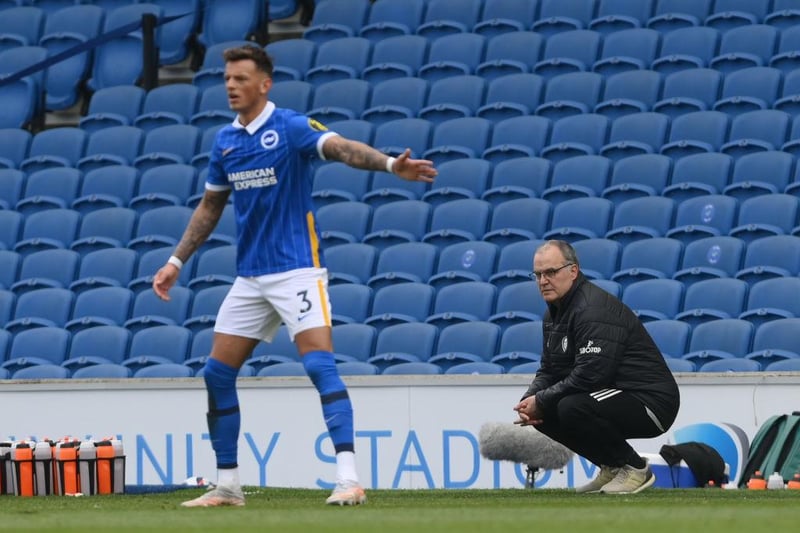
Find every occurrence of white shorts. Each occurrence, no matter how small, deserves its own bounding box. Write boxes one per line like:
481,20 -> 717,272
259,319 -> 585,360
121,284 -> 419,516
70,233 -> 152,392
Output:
214,267 -> 332,342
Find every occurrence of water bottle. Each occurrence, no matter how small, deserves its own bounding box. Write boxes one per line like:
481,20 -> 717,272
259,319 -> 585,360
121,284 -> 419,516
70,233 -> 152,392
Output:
0,441 -> 13,495
33,440 -> 54,496
78,440 -> 97,495
95,439 -> 115,495
767,471 -> 785,490
55,439 -> 80,495
110,438 -> 126,494
11,441 -> 34,497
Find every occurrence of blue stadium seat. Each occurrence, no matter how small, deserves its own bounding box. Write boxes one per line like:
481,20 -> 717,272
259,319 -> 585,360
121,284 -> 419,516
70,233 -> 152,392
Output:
651,25 -> 720,75
483,198 -> 550,248
134,363 -> 195,378
361,200 -> 429,251
489,239 -> 544,290
662,153 -> 733,204
477,74 -> 544,124
381,361 -> 442,375
189,84 -> 236,130
720,109 -> 791,160
0,128 -> 32,169
664,357 -> 696,372
359,0 -> 425,42
124,285 -> 193,333
188,245 -> 236,291
532,0 -> 596,37
370,117 -> 432,163
0,78 -> 37,130
774,70 -> 800,119
70,247 -> 138,294
422,199 -> 491,249
709,24 -> 778,74
572,238 -> 623,280
11,248 -> 80,295
134,83 -> 200,132
417,32 -> 486,83
739,277 -> 800,328
365,281 -> 433,331
331,323 -> 376,363
600,112 -> 670,162
128,246 -> 196,295
421,158 -> 492,207
367,242 -> 438,291
672,236 -> 745,287
16,167 -> 82,216
729,194 -> 798,244
0,289 -> 15,328
681,318 -> 754,366
308,78 -> 371,123
197,0 -> 261,48
3,326 -> 70,372
589,0 -> 654,33
79,86 -> 146,134
425,281 -> 496,329
191,40 -> 252,91
63,325 -> 131,371
445,362 -> 505,375
361,34 -> 428,84
491,320 -> 542,372
0,169 -> 24,215
652,68 -> 723,119
368,322 -> 438,372
705,0 -> 772,32
416,0 -> 483,41
302,0 -> 370,44
482,156 -> 551,206
541,155 -> 611,208
14,208 -> 80,257
622,278 -> 684,321
765,0 -> 800,29
312,163 -> 372,210
611,237 -> 683,289
0,6 -> 44,50
605,196 -> 675,246
127,205 -> 193,255
713,67 -> 782,118
154,0 -> 201,66
765,359 -> 800,371
429,321 -> 500,371
0,45 -> 47,118
71,205 -> 138,256
77,126 -> 144,174
0,250 -> 20,290
20,128 -> 87,174
473,0 -> 536,37
267,80 -> 313,114
769,25 -> 800,74
540,113 -> 609,163
328,283 -> 372,326
646,0 -> 712,32
736,235 -> 800,286
133,124 -> 200,173
305,37 -> 372,86
315,201 -> 373,249
594,70 -> 663,120
543,197 -> 614,243
674,278 -> 748,328
482,116 -> 551,166
536,71 -> 604,121
643,319 -> 691,359
337,361 -> 379,376
324,243 -> 376,286
724,152 -> 795,203
361,77 -> 428,126
428,240 -> 498,290
601,154 -> 672,206
123,325 -> 192,372
129,164 -> 196,213
256,362 -> 308,377
13,364 -> 71,380
660,111 -> 729,161
489,280 -> 546,331
592,28 -> 661,77
182,284 -> 230,333
507,361 -> 541,374
64,286 -> 133,333
475,31 -> 543,80
418,76 -> 487,126
745,318 -> 800,367
698,358 -> 761,372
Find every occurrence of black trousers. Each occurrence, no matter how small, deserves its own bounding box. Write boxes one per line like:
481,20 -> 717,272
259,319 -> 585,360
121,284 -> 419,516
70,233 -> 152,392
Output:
534,390 -> 675,468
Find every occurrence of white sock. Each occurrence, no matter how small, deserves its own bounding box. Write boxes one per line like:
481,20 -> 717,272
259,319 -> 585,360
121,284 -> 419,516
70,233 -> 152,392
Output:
336,451 -> 358,484
217,467 -> 240,488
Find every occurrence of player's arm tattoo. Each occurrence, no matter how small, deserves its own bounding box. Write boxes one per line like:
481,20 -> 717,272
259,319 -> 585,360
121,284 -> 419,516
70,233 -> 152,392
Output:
173,189 -> 230,262
323,135 -> 388,171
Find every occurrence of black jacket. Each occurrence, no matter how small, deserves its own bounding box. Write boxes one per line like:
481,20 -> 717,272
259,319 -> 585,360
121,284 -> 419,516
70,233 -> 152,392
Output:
523,273 -> 680,429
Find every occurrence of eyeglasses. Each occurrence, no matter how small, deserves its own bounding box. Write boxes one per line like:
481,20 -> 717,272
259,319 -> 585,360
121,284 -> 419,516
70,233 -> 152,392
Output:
530,263 -> 574,281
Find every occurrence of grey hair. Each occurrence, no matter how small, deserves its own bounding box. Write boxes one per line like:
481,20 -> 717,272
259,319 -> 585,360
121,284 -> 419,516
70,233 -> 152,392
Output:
537,240 -> 580,268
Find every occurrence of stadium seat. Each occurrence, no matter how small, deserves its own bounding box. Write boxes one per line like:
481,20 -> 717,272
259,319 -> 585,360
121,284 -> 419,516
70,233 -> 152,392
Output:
652,68 -> 723,119
532,0 -> 596,37
594,70 -> 663,120
20,128 -> 87,174
605,196 -> 676,246
540,155 -> 611,208
475,31 -> 543,80
667,194 -> 739,245
482,116 -> 551,166
491,321 -> 542,372
133,363 -> 195,378
269,80 -> 313,114
651,25 -> 720,75
153,0 -> 200,66
681,318 -> 754,366
482,156 -> 551,207
536,72 -> 604,122
643,320 -> 691,359
418,75 -> 486,126
133,124 -> 201,173
507,361 -> 541,374
324,242 -> 377,285
739,277 -> 800,328
720,109 -> 791,160
489,239 -> 544,290
611,237 -> 683,289
422,199 -> 491,249
421,158 -> 492,207
0,78 -> 37,130
11,248 -> 79,295
477,74 -> 544,123
426,281 -> 496,329
367,242 -> 438,291
590,0 -> 655,34
124,286 -> 193,333
63,325 -> 131,371
64,286 -> 133,333
302,0 -> 369,44
361,200 -> 429,251
622,279 -> 684,321
659,111 -> 730,161
189,84 -> 236,130
736,235 -> 800,286
765,359 -> 800,372
483,198 -> 550,248
361,34 -> 428,84
305,37 -> 372,86
0,128 -> 32,169
729,194 -> 798,244
489,280 -> 546,331
0,6 -> 45,50
540,113 -> 609,163
0,289 -> 15,328
647,0 -> 713,33
14,208 -> 80,257
364,280 -> 434,331
316,201 -> 373,249
672,236 -> 745,288
769,25 -> 800,75
445,362 -> 504,375
325,119 -> 376,149
417,32 -> 486,83
543,197 -> 614,243
70,207 -> 138,256
182,285 -> 230,334
675,278 -> 748,328
336,361 -> 379,376
765,0 -> 800,29
371,117 -> 432,163
77,126 -> 144,174
381,361 -> 442,375
127,205 -> 194,255
428,241 -> 498,290
191,40 -> 252,91
708,24 -> 779,74
745,318 -> 800,367
129,164 -> 196,213
592,278 -> 623,297
13,364 -> 71,380
197,0 -> 261,48
415,0 -> 483,41
266,37 -> 316,82
79,86 -> 146,133
361,77 -> 428,126
662,152 -> 733,203
698,358 -> 761,372
331,323 -> 376,363
134,84 -> 200,132
664,358 -> 696,372
704,0 -> 771,31
308,78 -> 371,123
474,0 -> 537,36
592,28 -> 661,77
368,322 -> 438,372
128,246 -> 196,295
601,154 -> 672,206
187,245 -> 236,291
72,166 -> 139,214
358,0 -> 425,42
713,67 -> 782,118
255,362 -> 307,377
16,167 -> 82,216
123,325 -> 192,372
69,247 -> 137,295
600,112 -> 670,162
3,326 -> 70,373
724,152 -> 795,203
0,250 -> 20,291
0,169 -> 24,215
328,283 -> 372,326
429,321 -> 501,371
573,238 -> 624,280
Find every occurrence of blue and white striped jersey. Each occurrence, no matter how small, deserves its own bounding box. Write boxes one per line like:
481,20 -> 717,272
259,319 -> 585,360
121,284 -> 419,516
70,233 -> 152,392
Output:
206,101 -> 336,276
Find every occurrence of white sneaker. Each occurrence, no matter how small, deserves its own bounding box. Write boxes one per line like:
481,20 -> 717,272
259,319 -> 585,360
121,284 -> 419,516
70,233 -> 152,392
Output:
600,461 -> 656,494
181,485 -> 245,507
325,481 -> 366,506
575,466 -> 620,494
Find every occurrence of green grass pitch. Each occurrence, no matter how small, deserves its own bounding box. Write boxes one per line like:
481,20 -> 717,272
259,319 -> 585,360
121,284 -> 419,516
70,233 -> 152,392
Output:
1,488 -> 798,532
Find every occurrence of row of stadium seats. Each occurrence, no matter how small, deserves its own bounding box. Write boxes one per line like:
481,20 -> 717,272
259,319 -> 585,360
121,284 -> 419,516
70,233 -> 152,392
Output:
2,314 -> 800,380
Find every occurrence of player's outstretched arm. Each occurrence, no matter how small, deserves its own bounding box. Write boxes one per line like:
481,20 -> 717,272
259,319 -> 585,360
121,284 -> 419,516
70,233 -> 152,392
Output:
322,136 -> 437,183
153,189 -> 230,301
